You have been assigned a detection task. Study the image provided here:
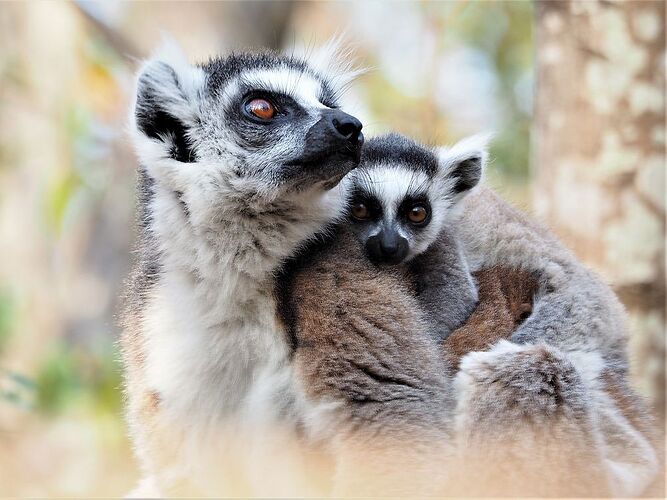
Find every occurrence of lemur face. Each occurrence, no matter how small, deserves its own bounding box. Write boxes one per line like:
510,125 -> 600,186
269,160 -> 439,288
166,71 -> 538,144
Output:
347,134 -> 486,265
132,41 -> 363,203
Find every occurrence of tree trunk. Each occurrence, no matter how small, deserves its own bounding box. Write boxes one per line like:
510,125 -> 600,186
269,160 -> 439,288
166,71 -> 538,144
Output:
533,0 -> 665,416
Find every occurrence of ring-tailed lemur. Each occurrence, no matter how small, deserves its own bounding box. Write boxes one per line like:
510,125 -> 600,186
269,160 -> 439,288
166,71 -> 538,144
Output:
120,40 -> 366,496
279,133 -> 659,496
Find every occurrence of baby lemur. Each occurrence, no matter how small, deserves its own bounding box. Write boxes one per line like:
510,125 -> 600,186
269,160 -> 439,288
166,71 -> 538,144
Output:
343,133 -> 483,340
280,134 -> 657,496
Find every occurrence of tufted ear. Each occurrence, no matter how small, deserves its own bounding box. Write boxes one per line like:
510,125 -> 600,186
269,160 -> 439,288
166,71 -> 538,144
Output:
293,36 -> 366,97
436,133 -> 491,201
131,38 -> 206,165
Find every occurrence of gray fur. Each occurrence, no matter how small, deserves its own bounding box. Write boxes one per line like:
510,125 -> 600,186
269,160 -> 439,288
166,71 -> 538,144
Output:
121,42 -> 366,496
457,187 -> 630,371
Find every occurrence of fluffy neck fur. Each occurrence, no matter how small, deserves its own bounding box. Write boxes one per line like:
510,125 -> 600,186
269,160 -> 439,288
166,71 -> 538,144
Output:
139,163 -> 350,421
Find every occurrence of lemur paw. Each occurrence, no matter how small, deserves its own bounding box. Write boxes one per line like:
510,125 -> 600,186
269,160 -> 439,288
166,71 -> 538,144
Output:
454,340 -> 589,423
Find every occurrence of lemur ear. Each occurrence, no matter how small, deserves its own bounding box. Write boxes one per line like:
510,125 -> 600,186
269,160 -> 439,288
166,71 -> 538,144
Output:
294,36 -> 366,96
437,133 -> 491,198
131,38 -> 206,165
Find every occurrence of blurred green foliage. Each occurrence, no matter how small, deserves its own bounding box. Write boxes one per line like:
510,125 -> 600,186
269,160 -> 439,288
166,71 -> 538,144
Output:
0,287 -> 15,354
35,341 -> 122,416
1,369 -> 35,410
43,106 -> 90,236
444,0 -> 533,181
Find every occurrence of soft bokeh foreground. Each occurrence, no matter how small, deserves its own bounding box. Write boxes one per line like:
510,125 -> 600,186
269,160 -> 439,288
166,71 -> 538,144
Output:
0,1 -> 663,496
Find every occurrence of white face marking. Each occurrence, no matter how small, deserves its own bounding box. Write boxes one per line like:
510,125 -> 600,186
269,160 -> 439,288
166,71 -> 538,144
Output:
355,164 -> 430,221
241,67 -> 328,109
349,162 -> 464,261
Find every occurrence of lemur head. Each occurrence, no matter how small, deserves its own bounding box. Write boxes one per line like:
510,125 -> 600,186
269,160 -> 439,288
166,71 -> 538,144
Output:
347,133 -> 487,265
131,39 -> 363,208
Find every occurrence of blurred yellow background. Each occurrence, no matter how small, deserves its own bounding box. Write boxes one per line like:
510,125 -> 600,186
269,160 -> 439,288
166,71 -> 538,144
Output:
0,1 -> 663,496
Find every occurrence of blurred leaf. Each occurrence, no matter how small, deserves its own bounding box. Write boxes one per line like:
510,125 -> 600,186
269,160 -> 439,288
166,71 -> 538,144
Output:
1,390 -> 20,403
1,368 -> 36,410
7,370 -> 36,390
34,340 -> 122,415
43,170 -> 81,234
0,287 -> 16,354
35,345 -> 81,414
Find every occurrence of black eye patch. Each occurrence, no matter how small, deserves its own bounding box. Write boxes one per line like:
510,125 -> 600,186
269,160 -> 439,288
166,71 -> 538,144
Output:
225,88 -> 310,150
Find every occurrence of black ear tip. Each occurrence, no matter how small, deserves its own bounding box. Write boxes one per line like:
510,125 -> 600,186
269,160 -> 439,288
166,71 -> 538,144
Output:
452,155 -> 483,194
133,63 -> 196,163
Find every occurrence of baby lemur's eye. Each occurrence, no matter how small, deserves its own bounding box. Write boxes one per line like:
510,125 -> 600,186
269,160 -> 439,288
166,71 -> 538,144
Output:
245,98 -> 276,120
407,205 -> 428,224
351,203 -> 371,220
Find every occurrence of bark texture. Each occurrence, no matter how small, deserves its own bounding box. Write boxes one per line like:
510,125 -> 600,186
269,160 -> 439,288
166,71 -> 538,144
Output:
534,0 -> 665,417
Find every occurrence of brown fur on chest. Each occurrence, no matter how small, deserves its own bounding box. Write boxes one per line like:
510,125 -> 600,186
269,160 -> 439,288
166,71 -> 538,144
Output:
443,267 -> 538,371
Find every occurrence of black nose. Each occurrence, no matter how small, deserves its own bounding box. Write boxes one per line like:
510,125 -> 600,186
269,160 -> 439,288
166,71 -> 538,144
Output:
329,110 -> 363,144
366,229 -> 409,265
380,230 -> 399,255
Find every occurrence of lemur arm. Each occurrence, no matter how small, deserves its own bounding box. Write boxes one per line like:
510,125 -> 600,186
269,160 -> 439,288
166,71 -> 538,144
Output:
448,187 -> 659,496
408,230 -> 479,342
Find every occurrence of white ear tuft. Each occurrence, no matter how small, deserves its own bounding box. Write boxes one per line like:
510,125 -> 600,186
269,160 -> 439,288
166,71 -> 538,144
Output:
149,34 -> 205,102
294,35 -> 367,94
439,132 -> 493,167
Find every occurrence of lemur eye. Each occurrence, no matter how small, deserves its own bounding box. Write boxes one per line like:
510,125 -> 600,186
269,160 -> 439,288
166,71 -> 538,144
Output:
351,203 -> 370,220
245,98 -> 276,120
407,205 -> 428,224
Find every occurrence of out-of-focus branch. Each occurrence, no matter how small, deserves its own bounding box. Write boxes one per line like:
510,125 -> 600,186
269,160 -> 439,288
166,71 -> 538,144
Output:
71,1 -> 143,62
222,1 -> 296,50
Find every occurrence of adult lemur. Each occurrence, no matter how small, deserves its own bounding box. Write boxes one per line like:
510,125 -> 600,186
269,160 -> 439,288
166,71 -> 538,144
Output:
121,41 -> 366,496
121,42 -> 658,496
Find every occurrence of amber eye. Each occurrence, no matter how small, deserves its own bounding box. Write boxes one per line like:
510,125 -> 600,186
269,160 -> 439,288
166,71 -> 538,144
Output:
407,205 -> 428,224
245,98 -> 276,120
351,203 -> 370,220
